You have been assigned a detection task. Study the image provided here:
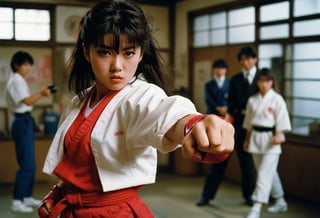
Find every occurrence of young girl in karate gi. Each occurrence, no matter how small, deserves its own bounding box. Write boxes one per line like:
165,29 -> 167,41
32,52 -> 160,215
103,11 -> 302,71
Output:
243,68 -> 291,218
37,0 -> 234,217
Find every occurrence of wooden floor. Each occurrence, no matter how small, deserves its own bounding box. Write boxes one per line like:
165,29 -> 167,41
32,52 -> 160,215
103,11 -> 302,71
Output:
0,173 -> 319,218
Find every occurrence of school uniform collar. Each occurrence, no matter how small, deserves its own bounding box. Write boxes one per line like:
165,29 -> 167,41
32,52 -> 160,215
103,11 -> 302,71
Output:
214,75 -> 225,88
243,66 -> 257,84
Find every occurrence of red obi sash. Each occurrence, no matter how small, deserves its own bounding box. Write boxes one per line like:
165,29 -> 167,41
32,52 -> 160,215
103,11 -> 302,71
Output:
49,185 -> 154,218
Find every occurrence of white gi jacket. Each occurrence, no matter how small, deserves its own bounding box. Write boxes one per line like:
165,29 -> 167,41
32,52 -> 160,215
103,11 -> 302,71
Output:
43,78 -> 198,192
243,89 -> 291,154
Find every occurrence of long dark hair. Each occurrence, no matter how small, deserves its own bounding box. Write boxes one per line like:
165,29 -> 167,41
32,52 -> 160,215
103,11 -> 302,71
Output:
67,0 -> 170,100
253,68 -> 280,94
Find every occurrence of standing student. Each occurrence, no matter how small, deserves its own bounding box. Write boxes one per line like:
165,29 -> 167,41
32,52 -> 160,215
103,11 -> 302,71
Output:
37,1 -> 234,217
196,59 -> 230,206
226,46 -> 257,206
243,68 -> 291,218
5,51 -> 52,213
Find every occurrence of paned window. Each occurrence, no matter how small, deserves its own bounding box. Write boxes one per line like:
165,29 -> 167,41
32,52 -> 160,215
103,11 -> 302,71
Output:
0,7 -> 50,41
191,0 -> 320,134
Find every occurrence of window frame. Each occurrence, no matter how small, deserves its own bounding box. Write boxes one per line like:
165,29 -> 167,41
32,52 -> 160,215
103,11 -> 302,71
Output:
0,3 -> 54,46
189,0 -> 320,137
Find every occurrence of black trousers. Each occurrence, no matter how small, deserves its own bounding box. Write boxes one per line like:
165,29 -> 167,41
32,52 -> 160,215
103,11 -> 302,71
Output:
200,127 -> 255,201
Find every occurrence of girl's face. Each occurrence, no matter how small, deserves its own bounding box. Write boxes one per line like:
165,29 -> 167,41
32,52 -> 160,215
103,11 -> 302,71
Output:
83,33 -> 143,94
257,78 -> 273,96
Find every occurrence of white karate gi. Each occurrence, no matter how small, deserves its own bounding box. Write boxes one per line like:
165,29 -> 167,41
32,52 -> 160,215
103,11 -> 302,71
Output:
43,78 -> 199,192
243,89 -> 291,203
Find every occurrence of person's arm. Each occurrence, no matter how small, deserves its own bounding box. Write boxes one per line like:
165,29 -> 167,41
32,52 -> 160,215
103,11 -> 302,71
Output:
243,130 -> 251,152
22,86 -> 51,106
164,114 -> 234,161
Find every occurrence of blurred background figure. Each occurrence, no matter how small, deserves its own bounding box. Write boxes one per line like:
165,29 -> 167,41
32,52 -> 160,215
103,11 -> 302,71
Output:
5,51 -> 51,213
226,46 -> 258,206
243,68 -> 291,218
196,58 -> 230,206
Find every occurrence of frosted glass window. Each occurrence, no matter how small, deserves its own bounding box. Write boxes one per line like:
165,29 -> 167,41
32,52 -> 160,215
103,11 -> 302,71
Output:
228,25 -> 254,43
15,9 -> 49,23
293,42 -> 320,59
294,0 -> 320,17
291,81 -> 320,99
194,15 -> 209,31
258,44 -> 283,58
211,12 -> 226,28
291,117 -> 313,130
258,60 -> 272,69
260,1 -> 289,22
260,24 -> 289,39
210,29 -> 226,45
15,9 -> 50,41
0,8 -> 13,39
228,7 -> 255,26
193,31 -> 209,47
0,8 -> 13,21
292,61 -> 320,79
292,99 -> 320,117
293,19 -> 320,37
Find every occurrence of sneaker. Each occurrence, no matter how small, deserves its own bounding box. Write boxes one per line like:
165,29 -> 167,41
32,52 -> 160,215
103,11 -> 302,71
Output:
267,202 -> 288,213
11,200 -> 33,213
23,197 -> 42,207
246,209 -> 260,218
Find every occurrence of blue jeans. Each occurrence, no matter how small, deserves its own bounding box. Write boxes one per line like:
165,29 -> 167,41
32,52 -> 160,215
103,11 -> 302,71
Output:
11,113 -> 36,200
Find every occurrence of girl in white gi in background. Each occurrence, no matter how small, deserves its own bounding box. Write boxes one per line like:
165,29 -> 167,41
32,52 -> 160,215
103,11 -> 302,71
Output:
243,68 -> 291,218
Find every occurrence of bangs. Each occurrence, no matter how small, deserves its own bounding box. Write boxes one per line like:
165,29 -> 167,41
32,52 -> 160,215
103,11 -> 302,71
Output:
257,68 -> 274,81
257,75 -> 273,81
81,0 -> 150,52
94,29 -> 143,52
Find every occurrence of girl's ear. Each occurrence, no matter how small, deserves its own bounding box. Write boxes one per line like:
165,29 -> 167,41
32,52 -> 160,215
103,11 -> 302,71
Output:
83,45 -> 90,62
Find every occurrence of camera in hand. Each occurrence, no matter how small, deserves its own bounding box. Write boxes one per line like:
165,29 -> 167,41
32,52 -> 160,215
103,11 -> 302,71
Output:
48,84 -> 57,94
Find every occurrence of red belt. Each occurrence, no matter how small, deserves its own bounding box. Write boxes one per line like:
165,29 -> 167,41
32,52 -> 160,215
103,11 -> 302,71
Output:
50,187 -> 139,218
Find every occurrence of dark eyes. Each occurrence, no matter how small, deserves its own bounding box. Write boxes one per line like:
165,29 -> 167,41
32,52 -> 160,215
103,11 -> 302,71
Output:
96,49 -> 135,57
96,49 -> 111,56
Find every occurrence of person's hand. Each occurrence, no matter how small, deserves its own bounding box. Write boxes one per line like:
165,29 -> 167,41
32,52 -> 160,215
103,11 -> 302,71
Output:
182,115 -> 234,162
272,132 -> 285,145
40,86 -> 52,97
243,131 -> 251,152
243,140 -> 249,152
225,113 -> 234,124
216,106 -> 227,116
37,184 -> 63,218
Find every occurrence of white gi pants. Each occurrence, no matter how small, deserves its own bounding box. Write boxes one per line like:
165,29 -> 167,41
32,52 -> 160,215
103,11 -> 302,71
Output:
251,153 -> 285,203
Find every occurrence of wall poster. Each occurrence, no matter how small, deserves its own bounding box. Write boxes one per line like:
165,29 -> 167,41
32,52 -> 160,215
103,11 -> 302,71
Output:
193,61 -> 212,114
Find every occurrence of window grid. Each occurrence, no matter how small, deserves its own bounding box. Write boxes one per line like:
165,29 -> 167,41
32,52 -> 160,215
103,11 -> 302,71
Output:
191,0 -> 320,134
192,7 -> 255,47
0,6 -> 50,41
